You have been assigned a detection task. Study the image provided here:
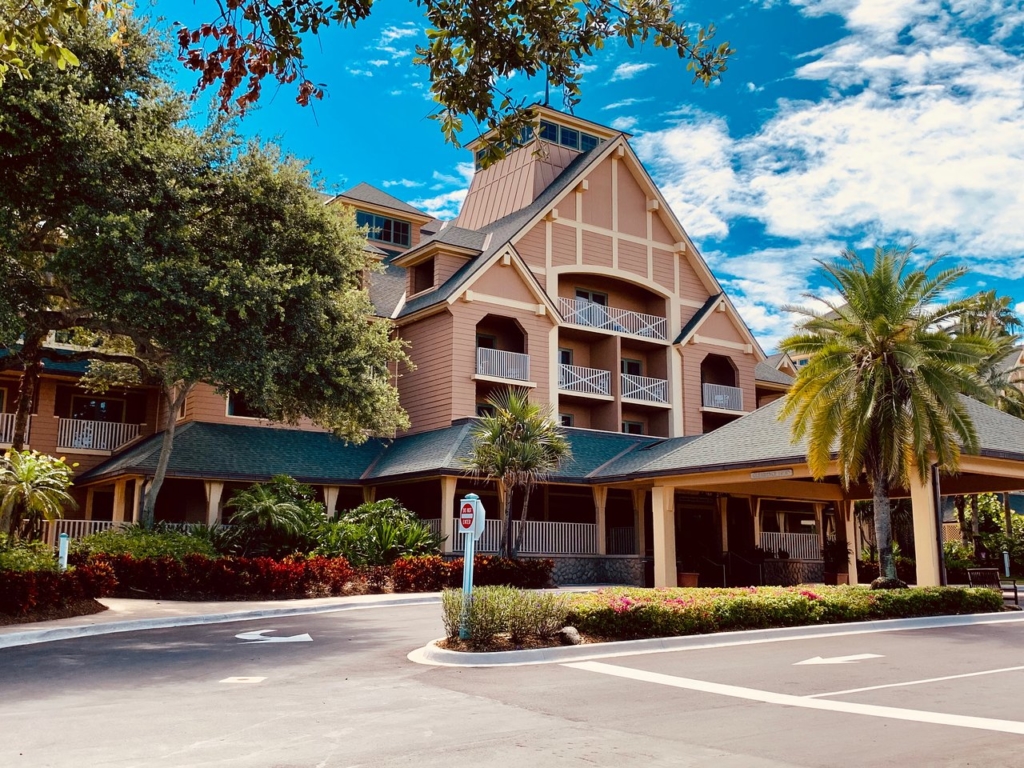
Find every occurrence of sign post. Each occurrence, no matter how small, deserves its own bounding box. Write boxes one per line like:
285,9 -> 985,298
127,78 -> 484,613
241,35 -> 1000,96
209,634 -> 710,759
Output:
458,493 -> 486,640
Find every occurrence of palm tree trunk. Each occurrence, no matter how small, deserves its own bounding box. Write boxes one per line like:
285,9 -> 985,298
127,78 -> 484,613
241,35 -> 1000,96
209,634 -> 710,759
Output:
872,474 -> 896,580
140,383 -> 191,527
501,483 -> 515,559
955,495 -> 967,539
970,494 -> 981,556
512,483 -> 534,557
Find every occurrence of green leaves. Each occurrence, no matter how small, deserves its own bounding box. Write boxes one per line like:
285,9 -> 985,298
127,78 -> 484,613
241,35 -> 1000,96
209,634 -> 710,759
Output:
0,450 -> 78,538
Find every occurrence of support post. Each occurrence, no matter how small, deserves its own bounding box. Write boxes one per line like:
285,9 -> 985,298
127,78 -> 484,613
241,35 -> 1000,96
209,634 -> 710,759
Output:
323,486 -> 340,518
909,469 -> 941,586
84,488 -> 95,521
843,500 -> 859,586
441,476 -> 457,554
111,479 -> 127,523
719,496 -> 729,553
632,488 -> 647,556
1005,492 -> 1013,537
204,481 -> 225,526
131,479 -> 144,524
651,486 -> 676,588
752,497 -> 762,547
362,486 -> 376,505
593,486 -> 608,555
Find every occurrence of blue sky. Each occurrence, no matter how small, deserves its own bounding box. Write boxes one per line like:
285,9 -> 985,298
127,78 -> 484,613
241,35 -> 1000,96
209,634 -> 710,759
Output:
148,0 -> 1024,351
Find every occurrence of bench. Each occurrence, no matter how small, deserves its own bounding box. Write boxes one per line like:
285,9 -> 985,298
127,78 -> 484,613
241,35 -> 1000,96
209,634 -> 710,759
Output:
966,567 -> 1019,605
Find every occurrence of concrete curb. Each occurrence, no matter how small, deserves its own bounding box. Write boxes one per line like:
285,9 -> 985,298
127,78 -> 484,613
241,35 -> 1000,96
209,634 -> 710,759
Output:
408,611 -> 1024,667
0,595 -> 441,650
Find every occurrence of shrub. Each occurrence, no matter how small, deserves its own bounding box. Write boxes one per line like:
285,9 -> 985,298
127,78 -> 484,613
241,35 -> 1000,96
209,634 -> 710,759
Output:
225,476 -> 325,557
564,586 -> 1004,640
0,561 -> 116,616
0,534 -> 58,572
85,553 -> 355,600
313,499 -> 442,566
71,526 -> 218,561
391,555 -> 554,592
441,586 -> 569,646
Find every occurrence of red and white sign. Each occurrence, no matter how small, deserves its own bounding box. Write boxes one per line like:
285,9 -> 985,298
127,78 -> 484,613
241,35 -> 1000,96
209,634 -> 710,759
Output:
460,502 -> 475,531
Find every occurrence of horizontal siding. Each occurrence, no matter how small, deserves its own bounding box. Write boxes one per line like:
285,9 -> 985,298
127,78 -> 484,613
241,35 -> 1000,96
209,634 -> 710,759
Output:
184,384 -> 323,431
616,166 -> 648,239
651,249 -> 674,294
617,240 -> 647,279
472,260 -> 538,304
435,253 -> 469,286
398,312 -> 455,434
582,158 -> 613,228
582,230 -> 613,269
516,222 -> 547,270
551,223 -> 576,267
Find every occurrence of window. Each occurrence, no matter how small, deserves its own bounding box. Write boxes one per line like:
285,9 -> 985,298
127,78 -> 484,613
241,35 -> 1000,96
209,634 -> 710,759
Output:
559,413 -> 574,427
558,348 -> 573,366
575,288 -> 607,306
227,392 -> 265,419
71,395 -> 125,423
621,358 -> 643,377
622,421 -> 644,435
476,334 -> 497,350
476,403 -> 496,417
559,127 -> 580,150
580,133 -> 599,152
177,393 -> 187,420
411,259 -> 434,294
537,120 -> 604,152
356,210 -> 411,247
539,120 -> 559,142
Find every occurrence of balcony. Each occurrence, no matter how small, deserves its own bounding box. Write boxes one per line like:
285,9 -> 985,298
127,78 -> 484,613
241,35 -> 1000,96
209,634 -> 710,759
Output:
0,413 -> 28,446
559,297 -> 667,340
702,383 -> 743,411
559,364 -> 612,397
621,373 -> 669,404
56,418 -> 141,453
476,347 -> 531,382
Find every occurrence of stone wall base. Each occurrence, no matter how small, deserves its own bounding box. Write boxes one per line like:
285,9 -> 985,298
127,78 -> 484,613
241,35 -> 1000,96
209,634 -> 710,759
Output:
521,555 -> 646,587
763,559 -> 824,586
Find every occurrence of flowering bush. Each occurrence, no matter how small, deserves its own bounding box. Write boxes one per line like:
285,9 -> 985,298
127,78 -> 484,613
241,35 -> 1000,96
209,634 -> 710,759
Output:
0,561 -> 116,615
565,585 -> 1004,640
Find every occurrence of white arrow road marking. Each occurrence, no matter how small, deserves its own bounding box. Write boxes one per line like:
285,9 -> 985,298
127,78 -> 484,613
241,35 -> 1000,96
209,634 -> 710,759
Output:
564,661 -> 1024,736
235,629 -> 312,643
794,653 -> 884,665
219,677 -> 266,684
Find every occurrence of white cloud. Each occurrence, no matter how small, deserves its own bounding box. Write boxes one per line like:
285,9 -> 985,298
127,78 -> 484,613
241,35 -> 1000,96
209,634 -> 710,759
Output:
379,25 -> 418,44
413,162 -> 476,218
602,98 -> 652,110
1016,302 -> 1024,318
382,179 -> 424,189
368,60 -> 390,67
610,116 -> 638,131
577,63 -> 599,75
347,68 -> 373,77
609,62 -> 654,82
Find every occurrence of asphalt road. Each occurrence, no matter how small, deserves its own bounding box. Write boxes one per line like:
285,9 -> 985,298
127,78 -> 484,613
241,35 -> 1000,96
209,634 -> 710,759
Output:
2,605 -> 1024,767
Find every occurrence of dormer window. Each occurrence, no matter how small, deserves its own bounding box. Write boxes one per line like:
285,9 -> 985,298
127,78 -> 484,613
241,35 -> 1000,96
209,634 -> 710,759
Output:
411,258 -> 434,294
538,120 -> 604,152
356,210 -> 411,247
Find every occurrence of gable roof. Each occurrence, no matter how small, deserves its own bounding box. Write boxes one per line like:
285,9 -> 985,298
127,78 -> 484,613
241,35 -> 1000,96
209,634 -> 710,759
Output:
675,294 -> 722,345
755,362 -> 795,387
367,252 -> 408,318
336,182 -> 428,218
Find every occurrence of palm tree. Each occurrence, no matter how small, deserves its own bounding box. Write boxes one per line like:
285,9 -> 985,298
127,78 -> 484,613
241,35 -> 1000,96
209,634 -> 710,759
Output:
954,291 -> 1024,419
464,388 -> 572,558
0,450 -> 78,539
779,247 -> 991,581
224,484 -> 307,557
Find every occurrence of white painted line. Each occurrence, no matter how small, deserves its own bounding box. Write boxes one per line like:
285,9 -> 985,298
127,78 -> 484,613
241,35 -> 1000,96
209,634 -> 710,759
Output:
794,653 -> 884,665
565,661 -> 1024,736
807,665 -> 1024,699
219,677 -> 266,684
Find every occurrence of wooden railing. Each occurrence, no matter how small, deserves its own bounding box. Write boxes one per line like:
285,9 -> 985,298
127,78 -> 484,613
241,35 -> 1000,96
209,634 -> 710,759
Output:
450,519 -> 505,553
43,519 -> 126,546
702,382 -> 743,411
761,531 -> 821,560
0,413 -> 28,445
447,519 -> 599,555
559,364 -> 611,396
621,373 -> 668,403
559,297 -> 667,340
608,526 -> 637,555
476,348 -> 531,382
56,419 -> 141,452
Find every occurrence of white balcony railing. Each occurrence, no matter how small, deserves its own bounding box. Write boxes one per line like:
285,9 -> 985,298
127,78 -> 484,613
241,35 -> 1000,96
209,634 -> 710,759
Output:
43,519 -> 126,546
447,520 -> 599,555
559,364 -> 612,396
702,382 -> 743,411
56,419 -> 141,452
476,347 -> 531,382
450,519 -> 505,553
761,532 -> 821,561
621,373 -> 668,403
0,413 -> 28,445
559,297 -> 667,340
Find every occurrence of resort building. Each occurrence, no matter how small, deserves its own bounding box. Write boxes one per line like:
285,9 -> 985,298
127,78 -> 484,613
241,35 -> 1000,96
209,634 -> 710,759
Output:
6,106 -> 1024,588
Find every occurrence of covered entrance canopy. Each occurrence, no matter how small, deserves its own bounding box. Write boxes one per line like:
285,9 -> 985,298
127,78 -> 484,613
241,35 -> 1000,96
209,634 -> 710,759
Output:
595,396 -> 1024,587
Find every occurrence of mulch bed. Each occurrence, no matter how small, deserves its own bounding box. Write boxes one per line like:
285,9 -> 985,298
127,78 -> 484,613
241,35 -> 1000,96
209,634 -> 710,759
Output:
0,599 -> 107,627
439,633 -> 596,653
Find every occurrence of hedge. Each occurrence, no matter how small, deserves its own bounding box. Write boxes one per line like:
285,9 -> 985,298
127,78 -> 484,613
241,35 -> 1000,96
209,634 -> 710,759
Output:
86,553 -> 356,600
391,555 -> 554,592
0,562 -> 117,616
566,585 -> 1005,640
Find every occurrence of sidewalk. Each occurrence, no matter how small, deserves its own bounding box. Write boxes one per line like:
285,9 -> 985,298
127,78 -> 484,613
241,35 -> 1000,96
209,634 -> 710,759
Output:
0,592 -> 443,649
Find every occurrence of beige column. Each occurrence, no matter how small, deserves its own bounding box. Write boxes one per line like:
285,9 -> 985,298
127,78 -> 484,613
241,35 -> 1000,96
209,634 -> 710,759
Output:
814,503 -> 825,549
362,486 -> 376,505
719,496 -> 729,553
84,488 -> 95,521
323,486 -> 340,518
752,497 -> 762,546
668,347 -> 685,437
440,476 -> 458,554
111,479 -> 127,523
593,486 -> 608,555
651,486 -> 677,588
204,481 -> 225,526
909,470 -> 941,586
632,488 -> 647,556
842,500 -> 859,586
130,478 -> 144,523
